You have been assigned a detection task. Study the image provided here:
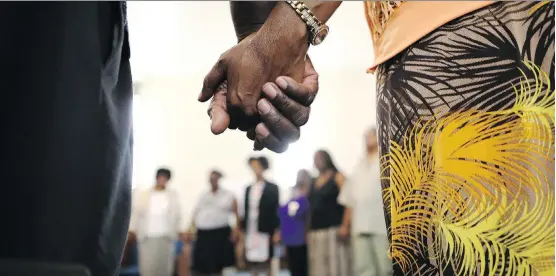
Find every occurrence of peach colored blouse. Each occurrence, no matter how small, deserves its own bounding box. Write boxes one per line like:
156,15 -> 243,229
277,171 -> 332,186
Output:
364,1 -> 495,73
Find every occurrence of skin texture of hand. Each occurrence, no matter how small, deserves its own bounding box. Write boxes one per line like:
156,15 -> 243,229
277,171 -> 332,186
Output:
230,2 -> 276,42
199,3 -> 309,118
207,57 -> 318,153
251,57 -> 318,152
199,1 -> 340,152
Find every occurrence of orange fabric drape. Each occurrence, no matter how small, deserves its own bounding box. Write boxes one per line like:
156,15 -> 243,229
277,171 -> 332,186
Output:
363,1 -> 495,73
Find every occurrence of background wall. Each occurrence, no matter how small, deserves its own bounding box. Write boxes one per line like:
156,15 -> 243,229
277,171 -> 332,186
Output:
127,2 -> 377,223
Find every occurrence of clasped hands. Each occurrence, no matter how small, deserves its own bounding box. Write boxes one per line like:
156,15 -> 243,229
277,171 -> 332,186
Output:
198,21 -> 317,153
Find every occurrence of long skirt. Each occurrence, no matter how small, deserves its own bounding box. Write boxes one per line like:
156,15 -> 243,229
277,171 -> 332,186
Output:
308,227 -> 352,276
138,237 -> 176,276
192,227 -> 235,274
376,2 -> 554,275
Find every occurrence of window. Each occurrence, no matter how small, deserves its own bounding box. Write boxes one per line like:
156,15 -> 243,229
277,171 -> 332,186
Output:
273,140 -> 315,189
131,94 -> 160,189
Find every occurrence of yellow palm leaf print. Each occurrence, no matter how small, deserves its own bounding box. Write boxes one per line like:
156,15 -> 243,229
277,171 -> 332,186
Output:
530,1 -> 551,15
385,60 -> 555,275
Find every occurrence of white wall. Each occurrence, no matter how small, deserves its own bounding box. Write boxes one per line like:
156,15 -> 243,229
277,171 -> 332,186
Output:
127,2 -> 377,223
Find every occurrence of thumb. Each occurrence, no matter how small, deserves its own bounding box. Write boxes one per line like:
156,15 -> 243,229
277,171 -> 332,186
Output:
199,59 -> 227,102
210,107 -> 230,135
209,88 -> 230,135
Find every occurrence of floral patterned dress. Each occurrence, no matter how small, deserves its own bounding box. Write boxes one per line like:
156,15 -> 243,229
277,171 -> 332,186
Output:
373,2 -> 555,275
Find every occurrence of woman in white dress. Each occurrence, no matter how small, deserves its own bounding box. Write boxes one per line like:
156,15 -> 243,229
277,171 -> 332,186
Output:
241,156 -> 280,276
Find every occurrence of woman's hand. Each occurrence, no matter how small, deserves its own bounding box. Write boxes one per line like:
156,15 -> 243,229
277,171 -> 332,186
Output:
338,225 -> 350,241
251,57 -> 318,152
272,231 -> 281,244
207,57 -> 318,153
180,232 -> 194,244
230,228 -> 241,243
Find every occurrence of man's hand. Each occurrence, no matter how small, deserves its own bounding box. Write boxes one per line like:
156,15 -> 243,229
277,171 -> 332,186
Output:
199,1 -> 341,152
208,57 -> 318,153
199,2 -> 309,117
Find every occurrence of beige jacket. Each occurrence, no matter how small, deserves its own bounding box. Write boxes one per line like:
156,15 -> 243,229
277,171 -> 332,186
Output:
365,1 -> 495,73
129,188 -> 185,240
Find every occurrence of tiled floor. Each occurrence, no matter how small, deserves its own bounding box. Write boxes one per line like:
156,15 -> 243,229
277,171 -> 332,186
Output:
233,271 -> 290,276
222,265 -> 291,276
221,267 -> 290,276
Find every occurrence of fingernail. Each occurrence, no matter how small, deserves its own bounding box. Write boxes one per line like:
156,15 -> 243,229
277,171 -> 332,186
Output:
257,100 -> 271,115
276,77 -> 288,90
253,140 -> 264,151
256,123 -> 270,137
262,84 -> 278,99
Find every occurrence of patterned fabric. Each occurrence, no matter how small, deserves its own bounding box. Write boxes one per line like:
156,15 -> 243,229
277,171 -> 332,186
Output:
308,227 -> 352,276
364,1 -> 402,43
376,2 -> 555,275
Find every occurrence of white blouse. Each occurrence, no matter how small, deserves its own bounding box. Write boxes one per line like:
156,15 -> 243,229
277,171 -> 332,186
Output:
145,190 -> 171,237
194,188 -> 235,230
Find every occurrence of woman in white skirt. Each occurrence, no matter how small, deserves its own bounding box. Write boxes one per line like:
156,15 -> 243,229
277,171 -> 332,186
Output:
241,156 -> 281,276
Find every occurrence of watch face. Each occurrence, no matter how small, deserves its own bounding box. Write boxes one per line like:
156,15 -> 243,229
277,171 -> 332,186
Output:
312,26 -> 329,46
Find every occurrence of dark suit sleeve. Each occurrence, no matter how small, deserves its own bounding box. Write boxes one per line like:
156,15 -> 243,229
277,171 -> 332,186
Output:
241,186 -> 249,231
272,183 -> 281,229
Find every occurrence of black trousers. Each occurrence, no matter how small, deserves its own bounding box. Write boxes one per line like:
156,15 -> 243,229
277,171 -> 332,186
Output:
286,245 -> 308,276
0,2 -> 132,276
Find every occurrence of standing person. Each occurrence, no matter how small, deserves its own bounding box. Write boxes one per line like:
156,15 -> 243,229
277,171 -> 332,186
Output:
278,170 -> 311,276
242,156 -> 280,276
128,168 -> 186,276
370,2 -> 555,275
338,128 -> 389,276
189,170 -> 239,276
205,1 -> 555,275
308,150 -> 352,276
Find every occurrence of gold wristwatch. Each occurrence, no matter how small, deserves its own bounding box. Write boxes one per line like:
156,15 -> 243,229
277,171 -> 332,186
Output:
285,1 -> 329,46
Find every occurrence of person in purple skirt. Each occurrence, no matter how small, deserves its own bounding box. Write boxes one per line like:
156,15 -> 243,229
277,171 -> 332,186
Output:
278,169 -> 312,276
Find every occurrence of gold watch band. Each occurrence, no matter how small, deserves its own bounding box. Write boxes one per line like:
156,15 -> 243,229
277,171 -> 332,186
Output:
286,1 -> 330,46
